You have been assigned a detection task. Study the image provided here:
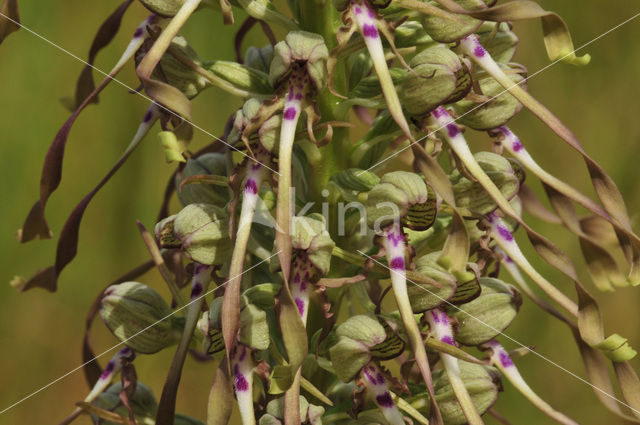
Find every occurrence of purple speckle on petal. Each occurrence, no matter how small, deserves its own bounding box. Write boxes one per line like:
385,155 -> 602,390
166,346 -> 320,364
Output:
431,311 -> 441,324
101,361 -> 115,379
387,231 -> 403,247
299,279 -> 307,292
504,255 -> 514,263
362,24 -> 379,38
293,273 -> 301,283
376,392 -> 394,408
235,373 -> 249,392
446,123 -> 460,138
474,45 -> 486,58
354,6 -> 362,14
295,297 -> 305,316
499,126 -> 511,136
441,335 -> 455,346
512,140 -> 524,152
284,107 -> 297,120
287,88 -> 294,101
143,110 -> 153,123
376,373 -> 385,385
251,162 -> 262,171
497,225 -> 514,242
499,350 -> 514,368
432,107 -> 445,119
190,282 -> 203,298
390,257 -> 405,270
239,347 -> 247,362
244,178 -> 258,194
133,27 -> 144,38
295,93 -> 303,100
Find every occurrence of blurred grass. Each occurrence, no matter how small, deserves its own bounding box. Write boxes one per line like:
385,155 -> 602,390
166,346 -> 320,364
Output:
1,1 -> 640,424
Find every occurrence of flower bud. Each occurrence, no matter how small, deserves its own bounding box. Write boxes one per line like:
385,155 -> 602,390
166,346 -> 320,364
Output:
99,281 -> 182,354
476,22 -> 519,63
452,277 -> 522,346
154,215 -> 181,248
451,152 -> 520,215
244,45 -> 275,73
393,20 -> 435,48
269,31 -> 329,91
175,153 -> 229,206
420,0 -> 485,43
331,168 -> 380,192
144,36 -> 208,99
207,60 -> 274,95
329,314 -> 404,382
290,214 -> 335,275
239,303 -> 270,350
453,65 -> 525,130
261,395 -> 322,425
366,171 -> 437,231
172,203 -> 232,265
400,45 -> 471,117
93,382 -> 158,424
228,98 -> 262,146
408,252 -> 457,312
432,362 -> 502,425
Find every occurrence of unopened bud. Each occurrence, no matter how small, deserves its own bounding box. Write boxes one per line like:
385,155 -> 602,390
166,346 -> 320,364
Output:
400,45 -> 470,116
175,153 -> 229,206
366,171 -> 437,231
421,0 -> 485,43
452,277 -> 522,346
453,65 -> 525,130
451,152 -> 520,215
100,281 -> 182,354
269,31 -> 329,91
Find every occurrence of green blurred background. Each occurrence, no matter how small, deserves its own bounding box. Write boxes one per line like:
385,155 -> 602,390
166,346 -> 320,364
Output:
1,1 -> 640,424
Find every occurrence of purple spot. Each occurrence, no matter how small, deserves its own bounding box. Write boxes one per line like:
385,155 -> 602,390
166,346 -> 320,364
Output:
239,347 -> 247,362
295,297 -> 305,316
432,107 -> 445,119
446,123 -> 459,138
251,162 -> 261,171
499,351 -> 514,368
376,373 -> 385,385
244,178 -> 258,194
100,361 -> 115,379
512,140 -> 523,152
362,24 -> 379,39
473,45 -> 486,58
390,257 -> 405,270
284,107 -> 297,120
235,373 -> 249,392
133,27 -> 144,38
143,110 -> 153,123
376,392 -> 394,408
497,225 -> 514,241
504,255 -> 514,264
431,311 -> 441,324
387,231 -> 403,247
441,335 -> 455,346
287,88 -> 294,101
299,279 -> 307,292
368,8 -> 375,18
498,126 -> 511,136
354,6 -> 362,14
190,282 -> 203,298
119,347 -> 132,356
293,273 -> 301,283
363,368 -> 375,383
